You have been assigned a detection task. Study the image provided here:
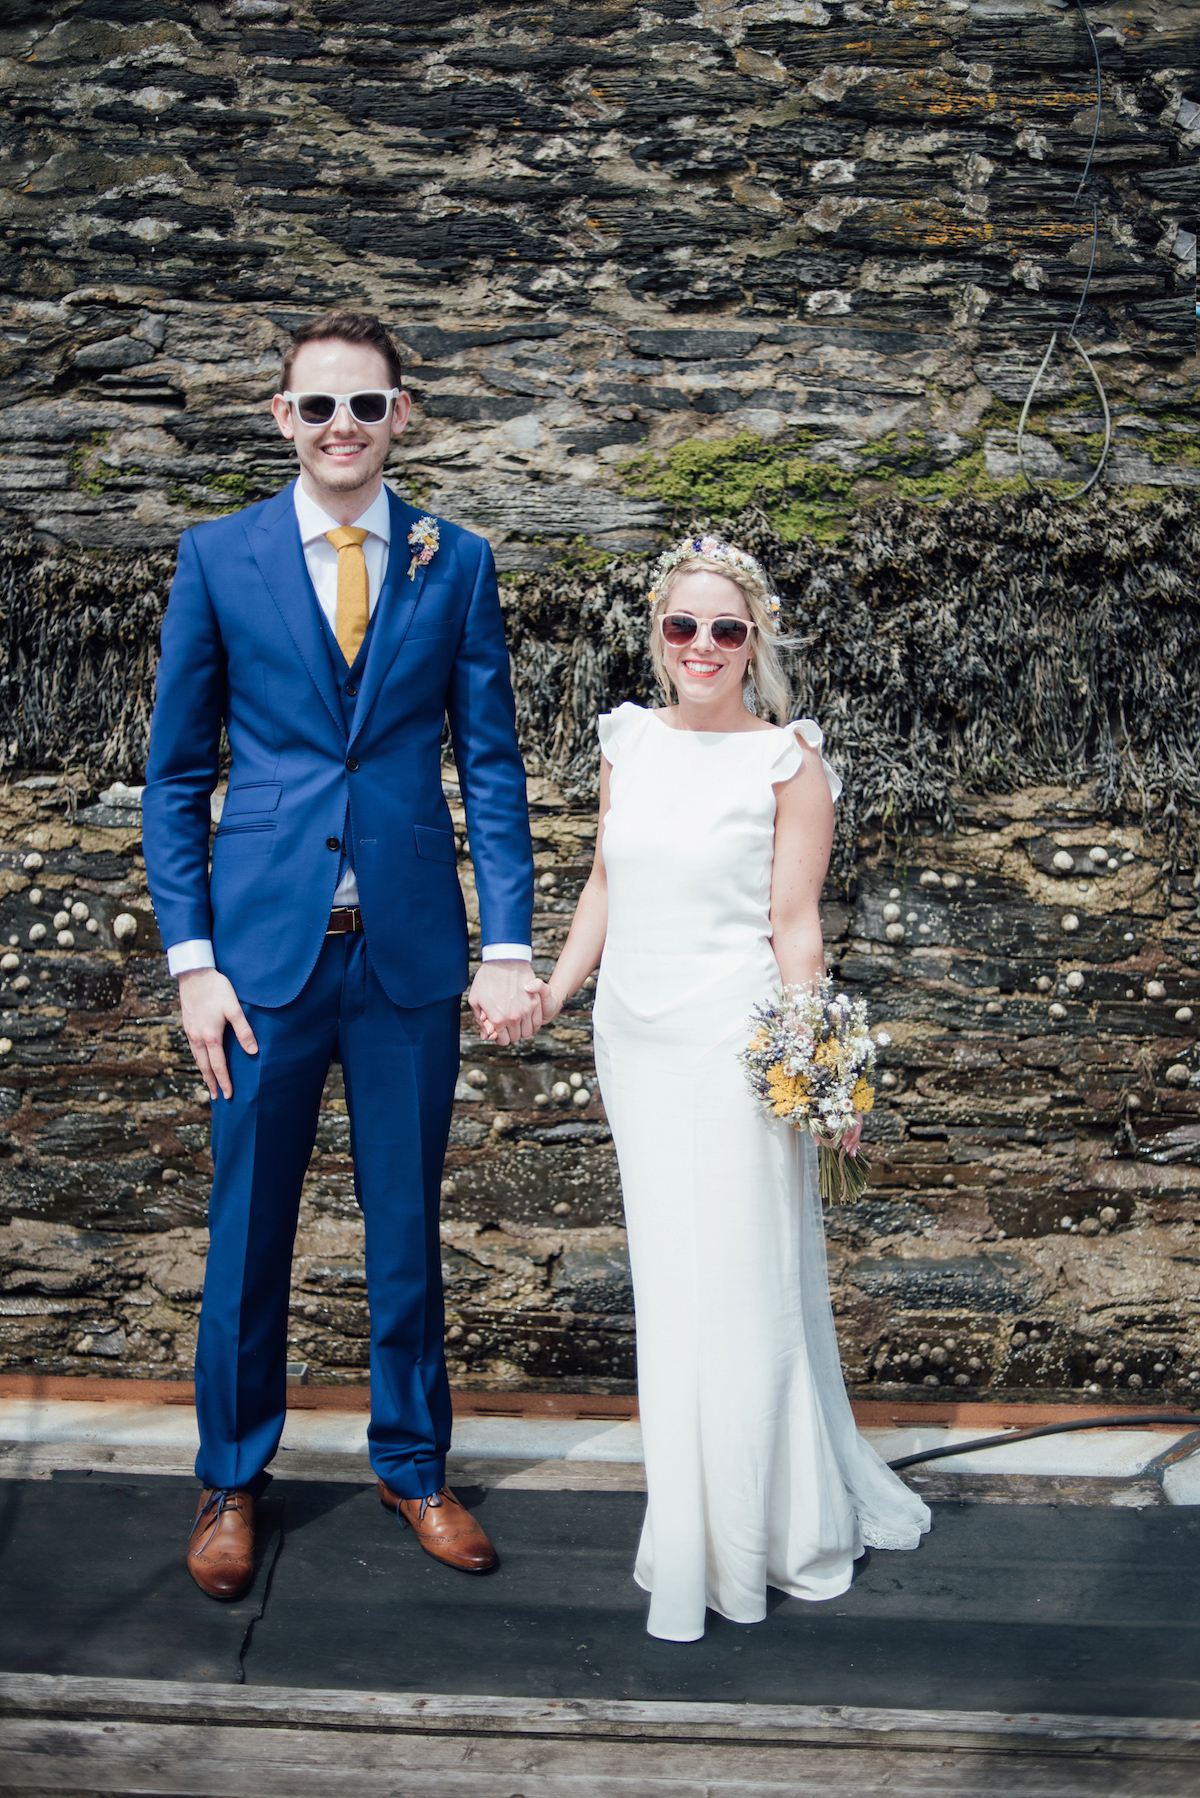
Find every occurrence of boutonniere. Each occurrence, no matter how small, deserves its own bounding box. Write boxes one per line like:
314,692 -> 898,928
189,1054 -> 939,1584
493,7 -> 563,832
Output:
407,515 -> 440,580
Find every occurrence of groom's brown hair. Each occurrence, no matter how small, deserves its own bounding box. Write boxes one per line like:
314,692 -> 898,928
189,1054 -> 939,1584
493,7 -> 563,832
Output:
280,310 -> 404,392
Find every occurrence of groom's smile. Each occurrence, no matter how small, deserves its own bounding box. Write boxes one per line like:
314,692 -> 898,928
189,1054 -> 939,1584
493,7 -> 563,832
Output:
321,438 -> 369,462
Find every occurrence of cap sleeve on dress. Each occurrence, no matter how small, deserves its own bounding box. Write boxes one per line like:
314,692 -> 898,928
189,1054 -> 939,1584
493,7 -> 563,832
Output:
597,702 -> 647,764
767,718 -> 844,804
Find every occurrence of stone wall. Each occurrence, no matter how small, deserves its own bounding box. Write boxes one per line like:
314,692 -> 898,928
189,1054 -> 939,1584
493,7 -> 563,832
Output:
2,749 -> 1199,1400
0,0 -> 1196,555
0,0 -> 1198,1400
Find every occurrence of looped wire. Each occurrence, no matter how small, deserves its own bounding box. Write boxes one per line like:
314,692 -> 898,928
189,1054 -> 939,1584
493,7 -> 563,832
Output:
1015,0 -> 1113,502
1016,316 -> 1113,501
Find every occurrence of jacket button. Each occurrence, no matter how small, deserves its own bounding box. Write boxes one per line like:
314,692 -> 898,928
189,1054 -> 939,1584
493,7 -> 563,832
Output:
326,837 -> 340,852
345,756 -> 359,772
345,682 -> 358,697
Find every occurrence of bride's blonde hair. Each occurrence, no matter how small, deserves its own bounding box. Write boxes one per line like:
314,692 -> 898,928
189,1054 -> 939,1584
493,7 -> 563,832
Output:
648,541 -> 792,724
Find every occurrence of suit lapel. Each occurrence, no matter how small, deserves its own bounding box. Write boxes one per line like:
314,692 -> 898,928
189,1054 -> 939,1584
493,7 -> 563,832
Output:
348,489 -> 432,747
246,482 -> 343,733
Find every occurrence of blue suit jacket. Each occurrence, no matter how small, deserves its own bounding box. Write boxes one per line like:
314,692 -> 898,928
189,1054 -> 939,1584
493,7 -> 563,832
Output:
142,481 -> 534,1011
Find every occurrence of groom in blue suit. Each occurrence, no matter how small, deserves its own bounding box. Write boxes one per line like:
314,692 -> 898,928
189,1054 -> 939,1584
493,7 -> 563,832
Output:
143,311 -> 537,1598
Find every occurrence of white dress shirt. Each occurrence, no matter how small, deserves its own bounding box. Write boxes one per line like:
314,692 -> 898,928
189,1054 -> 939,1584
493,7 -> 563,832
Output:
166,480 -> 531,975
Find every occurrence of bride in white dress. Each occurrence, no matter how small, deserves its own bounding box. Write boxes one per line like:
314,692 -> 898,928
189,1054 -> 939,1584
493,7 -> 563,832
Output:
534,536 -> 929,1642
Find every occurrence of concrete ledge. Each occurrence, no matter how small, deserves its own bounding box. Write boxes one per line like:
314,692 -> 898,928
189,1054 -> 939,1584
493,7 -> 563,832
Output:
2,1673 -> 1198,1797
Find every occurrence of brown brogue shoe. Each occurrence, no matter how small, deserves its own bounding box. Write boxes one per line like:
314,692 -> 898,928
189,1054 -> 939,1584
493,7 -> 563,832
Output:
378,1480 -> 496,1573
186,1488 -> 256,1600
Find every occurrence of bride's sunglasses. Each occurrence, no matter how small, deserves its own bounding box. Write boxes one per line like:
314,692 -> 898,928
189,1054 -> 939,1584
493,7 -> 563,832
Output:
282,388 -> 400,426
660,612 -> 755,650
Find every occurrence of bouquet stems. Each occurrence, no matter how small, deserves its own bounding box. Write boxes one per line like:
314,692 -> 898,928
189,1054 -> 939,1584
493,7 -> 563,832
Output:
817,1143 -> 872,1205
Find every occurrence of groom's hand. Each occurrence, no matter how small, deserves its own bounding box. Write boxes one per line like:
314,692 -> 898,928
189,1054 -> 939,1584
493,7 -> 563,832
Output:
178,968 -> 259,1101
469,960 -> 542,1046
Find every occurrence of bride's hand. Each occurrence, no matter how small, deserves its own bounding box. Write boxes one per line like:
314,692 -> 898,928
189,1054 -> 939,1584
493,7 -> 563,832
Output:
531,978 -> 564,1026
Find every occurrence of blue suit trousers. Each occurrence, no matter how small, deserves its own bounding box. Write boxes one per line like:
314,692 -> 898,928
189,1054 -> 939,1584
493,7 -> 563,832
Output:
195,932 -> 458,1499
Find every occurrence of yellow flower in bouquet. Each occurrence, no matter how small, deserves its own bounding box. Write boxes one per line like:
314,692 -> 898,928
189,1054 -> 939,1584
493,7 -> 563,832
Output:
767,1065 -> 809,1117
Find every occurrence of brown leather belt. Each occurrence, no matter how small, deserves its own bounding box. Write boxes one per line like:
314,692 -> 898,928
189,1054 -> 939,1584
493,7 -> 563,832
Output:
326,907 -> 363,936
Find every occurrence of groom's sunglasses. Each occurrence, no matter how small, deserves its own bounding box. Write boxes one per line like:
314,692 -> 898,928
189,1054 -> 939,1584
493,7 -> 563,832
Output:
660,612 -> 755,650
282,388 -> 400,426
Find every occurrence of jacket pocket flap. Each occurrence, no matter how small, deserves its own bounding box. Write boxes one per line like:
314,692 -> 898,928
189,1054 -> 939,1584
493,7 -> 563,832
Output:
413,824 -> 457,864
406,615 -> 460,641
223,783 -> 282,816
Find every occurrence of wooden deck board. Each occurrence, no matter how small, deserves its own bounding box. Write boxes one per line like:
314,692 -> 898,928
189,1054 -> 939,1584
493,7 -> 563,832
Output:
2,1676 -> 1199,1798
0,1439 -> 1174,1504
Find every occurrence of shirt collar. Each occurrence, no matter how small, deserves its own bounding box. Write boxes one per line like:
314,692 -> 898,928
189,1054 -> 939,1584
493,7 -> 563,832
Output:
292,479 -> 392,548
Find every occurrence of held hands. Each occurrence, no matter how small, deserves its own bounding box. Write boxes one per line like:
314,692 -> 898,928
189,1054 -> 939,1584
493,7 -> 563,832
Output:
469,960 -> 548,1046
178,967 -> 258,1100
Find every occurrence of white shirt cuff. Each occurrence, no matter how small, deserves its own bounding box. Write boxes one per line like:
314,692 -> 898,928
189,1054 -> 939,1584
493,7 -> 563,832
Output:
167,939 -> 216,976
169,939 -> 533,972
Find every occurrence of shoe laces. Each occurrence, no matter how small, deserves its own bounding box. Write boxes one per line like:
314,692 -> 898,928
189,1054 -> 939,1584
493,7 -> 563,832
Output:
190,1487 -> 245,1551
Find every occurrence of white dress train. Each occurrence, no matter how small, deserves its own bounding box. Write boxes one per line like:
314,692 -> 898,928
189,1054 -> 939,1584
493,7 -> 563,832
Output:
591,703 -> 930,1643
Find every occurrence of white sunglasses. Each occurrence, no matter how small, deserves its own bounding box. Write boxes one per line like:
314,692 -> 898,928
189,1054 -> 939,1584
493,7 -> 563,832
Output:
281,388 -> 400,426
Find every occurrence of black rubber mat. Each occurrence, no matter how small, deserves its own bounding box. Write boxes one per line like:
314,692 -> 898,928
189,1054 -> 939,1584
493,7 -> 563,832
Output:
0,1471 -> 281,1684
1,1473 -> 1197,1716
246,1481 -> 1200,1716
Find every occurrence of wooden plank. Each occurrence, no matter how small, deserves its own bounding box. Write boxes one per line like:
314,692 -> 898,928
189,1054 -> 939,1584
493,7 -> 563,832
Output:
0,1441 -> 197,1482
4,1717 -> 1200,1798
4,1675 -> 1199,1753
449,1455 -> 647,1491
1,1441 -> 1169,1504
903,1471 -> 1167,1507
0,1443 -> 650,1491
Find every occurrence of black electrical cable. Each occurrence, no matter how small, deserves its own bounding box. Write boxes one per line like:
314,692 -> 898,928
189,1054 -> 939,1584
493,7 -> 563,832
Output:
887,1411 -> 1199,1472
1069,0 -> 1104,208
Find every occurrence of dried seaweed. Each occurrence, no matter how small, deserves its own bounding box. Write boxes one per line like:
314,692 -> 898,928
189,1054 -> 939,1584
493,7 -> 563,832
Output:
0,534 -> 176,782
3,490 -> 1199,879
502,491 -> 1200,876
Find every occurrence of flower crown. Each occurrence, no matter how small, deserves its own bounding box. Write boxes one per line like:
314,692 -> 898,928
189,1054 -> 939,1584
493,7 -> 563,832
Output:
647,535 -> 781,617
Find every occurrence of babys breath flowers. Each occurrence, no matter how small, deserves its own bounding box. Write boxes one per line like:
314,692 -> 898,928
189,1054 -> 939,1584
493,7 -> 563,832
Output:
739,976 -> 886,1203
407,515 -> 440,579
647,535 -> 782,617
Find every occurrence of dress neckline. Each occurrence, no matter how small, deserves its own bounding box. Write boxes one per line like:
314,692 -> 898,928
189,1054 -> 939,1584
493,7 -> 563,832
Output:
646,708 -> 781,741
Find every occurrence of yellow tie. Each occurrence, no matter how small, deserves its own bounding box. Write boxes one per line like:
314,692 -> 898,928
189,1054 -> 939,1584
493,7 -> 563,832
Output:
324,526 -> 370,665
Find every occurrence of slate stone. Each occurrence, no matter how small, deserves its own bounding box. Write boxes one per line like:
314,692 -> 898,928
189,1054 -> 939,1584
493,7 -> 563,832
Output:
552,1243 -> 633,1314
848,1254 -> 1030,1313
